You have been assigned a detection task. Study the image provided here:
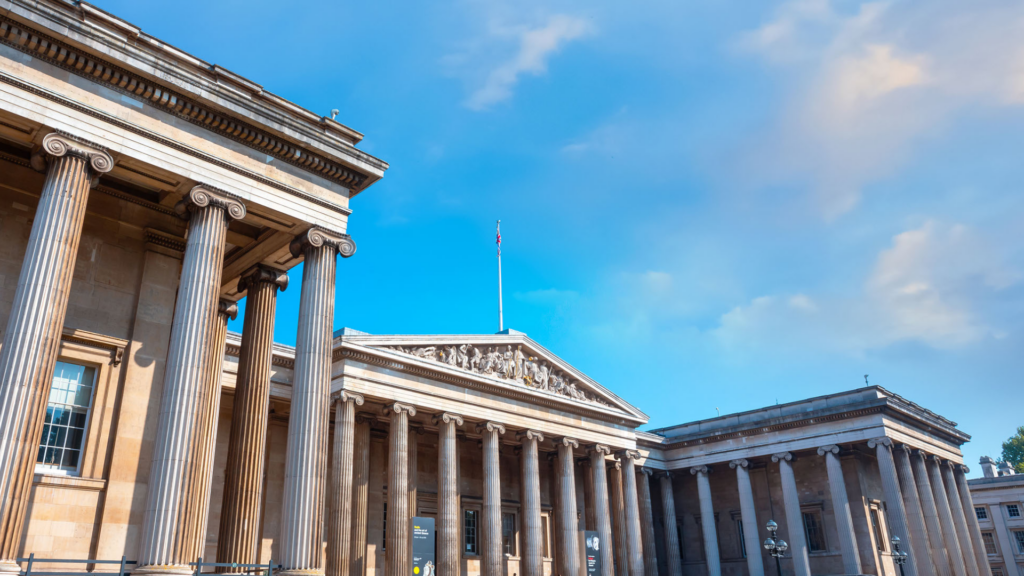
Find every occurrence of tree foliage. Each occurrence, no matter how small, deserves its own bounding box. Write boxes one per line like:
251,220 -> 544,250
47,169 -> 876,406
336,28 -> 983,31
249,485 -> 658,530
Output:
1001,426 -> 1024,473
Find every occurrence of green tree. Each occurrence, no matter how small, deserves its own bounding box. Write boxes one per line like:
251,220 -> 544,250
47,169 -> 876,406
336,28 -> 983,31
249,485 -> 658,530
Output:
1002,426 -> 1024,474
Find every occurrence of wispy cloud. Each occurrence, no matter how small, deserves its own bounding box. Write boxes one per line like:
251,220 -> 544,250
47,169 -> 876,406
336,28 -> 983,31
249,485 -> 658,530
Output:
463,15 -> 592,111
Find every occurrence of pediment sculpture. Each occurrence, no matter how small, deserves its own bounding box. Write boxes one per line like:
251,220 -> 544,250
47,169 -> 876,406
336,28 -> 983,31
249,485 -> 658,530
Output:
382,344 -> 613,408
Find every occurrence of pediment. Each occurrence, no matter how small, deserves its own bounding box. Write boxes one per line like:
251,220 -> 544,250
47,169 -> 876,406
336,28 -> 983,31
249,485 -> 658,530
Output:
339,333 -> 647,423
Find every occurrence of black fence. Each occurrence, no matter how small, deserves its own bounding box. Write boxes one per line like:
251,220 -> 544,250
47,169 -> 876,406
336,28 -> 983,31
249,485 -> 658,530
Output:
17,555 -> 280,576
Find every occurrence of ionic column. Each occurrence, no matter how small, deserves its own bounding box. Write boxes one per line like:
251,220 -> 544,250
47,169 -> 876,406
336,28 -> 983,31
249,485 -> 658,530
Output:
558,439 -> 582,576
588,446 -> 615,576
927,456 -> 968,576
326,392 -> 365,576
350,413 -> 374,576
409,425 -> 420,518
868,438 -> 919,576
138,185 -> 245,574
618,451 -> 645,576
519,431 -> 545,576
279,228 -> 355,576
772,452 -> 811,576
435,413 -> 464,576
218,266 -> 288,571
729,460 -> 764,576
894,445 -> 935,576
0,133 -> 112,573
911,450 -> 953,576
953,465 -> 993,576
691,466 -> 721,576
942,462 -> 980,576
385,403 -> 416,576
185,299 -> 236,565
817,445 -> 862,575
637,468 -> 659,576
479,422 -> 506,576
608,462 -> 629,576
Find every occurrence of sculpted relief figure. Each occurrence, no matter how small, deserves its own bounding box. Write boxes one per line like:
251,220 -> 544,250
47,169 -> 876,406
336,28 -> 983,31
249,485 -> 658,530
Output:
383,343 -> 613,407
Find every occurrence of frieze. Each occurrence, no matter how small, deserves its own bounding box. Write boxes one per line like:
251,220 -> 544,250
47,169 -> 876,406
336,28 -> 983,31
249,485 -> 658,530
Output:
381,343 -> 612,407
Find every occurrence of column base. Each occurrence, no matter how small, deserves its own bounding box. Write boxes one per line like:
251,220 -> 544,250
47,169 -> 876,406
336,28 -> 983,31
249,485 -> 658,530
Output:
0,560 -> 21,574
132,564 -> 195,576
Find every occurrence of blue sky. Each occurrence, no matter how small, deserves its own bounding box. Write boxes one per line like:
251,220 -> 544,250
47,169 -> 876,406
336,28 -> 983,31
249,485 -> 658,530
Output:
97,0 -> 1024,475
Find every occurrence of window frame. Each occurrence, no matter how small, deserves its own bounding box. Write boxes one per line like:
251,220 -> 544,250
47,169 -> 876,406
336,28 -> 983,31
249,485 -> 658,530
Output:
36,360 -> 99,476
737,518 -> 746,558
501,510 -> 518,557
1007,504 -> 1021,519
976,506 -> 989,521
869,505 -> 888,553
801,508 -> 828,553
463,507 -> 480,556
982,531 -> 998,556
1013,530 -> 1024,555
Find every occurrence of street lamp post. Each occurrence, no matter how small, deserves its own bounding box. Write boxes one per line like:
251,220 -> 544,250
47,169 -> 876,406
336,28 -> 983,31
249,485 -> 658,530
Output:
890,535 -> 909,576
763,519 -> 788,576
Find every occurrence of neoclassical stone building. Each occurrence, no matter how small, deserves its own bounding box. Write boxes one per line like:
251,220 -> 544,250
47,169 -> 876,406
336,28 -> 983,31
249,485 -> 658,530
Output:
0,2 -> 998,576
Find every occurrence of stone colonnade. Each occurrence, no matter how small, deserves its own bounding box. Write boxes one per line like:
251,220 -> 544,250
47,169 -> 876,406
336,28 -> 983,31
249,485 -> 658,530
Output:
0,128 -> 358,575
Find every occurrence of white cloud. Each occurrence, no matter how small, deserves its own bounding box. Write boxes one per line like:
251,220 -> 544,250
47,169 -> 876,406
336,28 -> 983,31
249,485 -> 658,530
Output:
737,0 -> 1024,218
714,221 -> 1019,354
464,15 -> 592,110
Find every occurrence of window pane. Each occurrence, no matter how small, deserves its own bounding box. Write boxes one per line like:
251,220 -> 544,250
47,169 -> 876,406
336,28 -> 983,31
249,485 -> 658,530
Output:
465,510 -> 478,554
61,449 -> 80,468
976,506 -> 988,520
870,509 -> 886,552
541,516 -> 549,558
803,512 -> 826,552
37,361 -> 96,473
982,532 -> 998,555
1014,531 -> 1024,554
1007,505 -> 1021,518
737,519 -> 746,558
502,512 -> 516,555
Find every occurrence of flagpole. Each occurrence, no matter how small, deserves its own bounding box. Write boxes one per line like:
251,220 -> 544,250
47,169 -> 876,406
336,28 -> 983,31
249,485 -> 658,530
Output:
496,220 -> 503,332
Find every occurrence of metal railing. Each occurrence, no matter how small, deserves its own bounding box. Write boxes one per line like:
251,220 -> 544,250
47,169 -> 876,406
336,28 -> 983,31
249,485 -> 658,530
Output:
16,555 -> 280,576
18,554 -> 135,576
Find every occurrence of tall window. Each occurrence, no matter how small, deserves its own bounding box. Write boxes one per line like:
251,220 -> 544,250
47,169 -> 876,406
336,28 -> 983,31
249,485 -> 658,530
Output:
1013,531 -> 1024,555
676,521 -> 685,561
541,515 -> 550,558
991,568 -> 1004,576
464,510 -> 479,555
976,506 -> 989,520
502,512 -> 517,556
382,502 -> 387,550
737,519 -> 746,558
870,508 -> 887,552
982,532 -> 998,555
802,511 -> 827,553
37,361 -> 96,474
1007,504 -> 1021,519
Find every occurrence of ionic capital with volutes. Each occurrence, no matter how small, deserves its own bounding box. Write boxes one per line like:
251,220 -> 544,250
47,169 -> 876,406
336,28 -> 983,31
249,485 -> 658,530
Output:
175,184 -> 246,221
729,459 -> 749,469
432,412 -> 464,427
690,465 -> 711,475
771,452 -> 793,463
926,453 -> 944,464
476,421 -> 506,435
334,390 -> 365,406
238,264 -> 289,293
817,444 -> 840,456
32,131 -> 114,174
616,449 -> 641,462
218,299 -> 238,321
355,412 -> 377,426
560,437 -> 579,449
639,467 -> 654,477
290,227 -> 356,259
516,429 -> 544,443
382,402 -> 416,417
588,443 -> 611,457
956,464 -> 970,474
867,437 -> 892,449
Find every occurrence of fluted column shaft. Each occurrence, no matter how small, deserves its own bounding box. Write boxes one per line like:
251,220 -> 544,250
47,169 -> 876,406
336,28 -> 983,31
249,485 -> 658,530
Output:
184,301 -> 235,564
520,432 -> 545,576
928,457 -> 968,576
869,439 -> 918,576
608,464 -> 628,576
818,445 -> 862,575
436,414 -> 464,576
637,470 -> 659,576
895,446 -> 935,576
327,393 -> 364,576
729,460 -> 763,576
350,414 -> 373,576
911,450 -> 953,576
480,422 -> 505,576
942,463 -> 980,576
139,186 -> 244,573
619,452 -> 644,576
773,453 -> 810,576
218,266 -> 287,571
589,447 -> 614,576
692,467 -> 721,576
409,427 -> 419,517
386,403 -> 415,576
0,134 -> 111,572
279,229 -> 354,575
954,466 -> 993,576
558,439 -> 582,576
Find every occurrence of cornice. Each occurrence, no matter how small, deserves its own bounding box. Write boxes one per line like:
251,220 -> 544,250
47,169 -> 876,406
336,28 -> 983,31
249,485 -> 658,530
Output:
0,13 -> 383,192
60,327 -> 127,366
